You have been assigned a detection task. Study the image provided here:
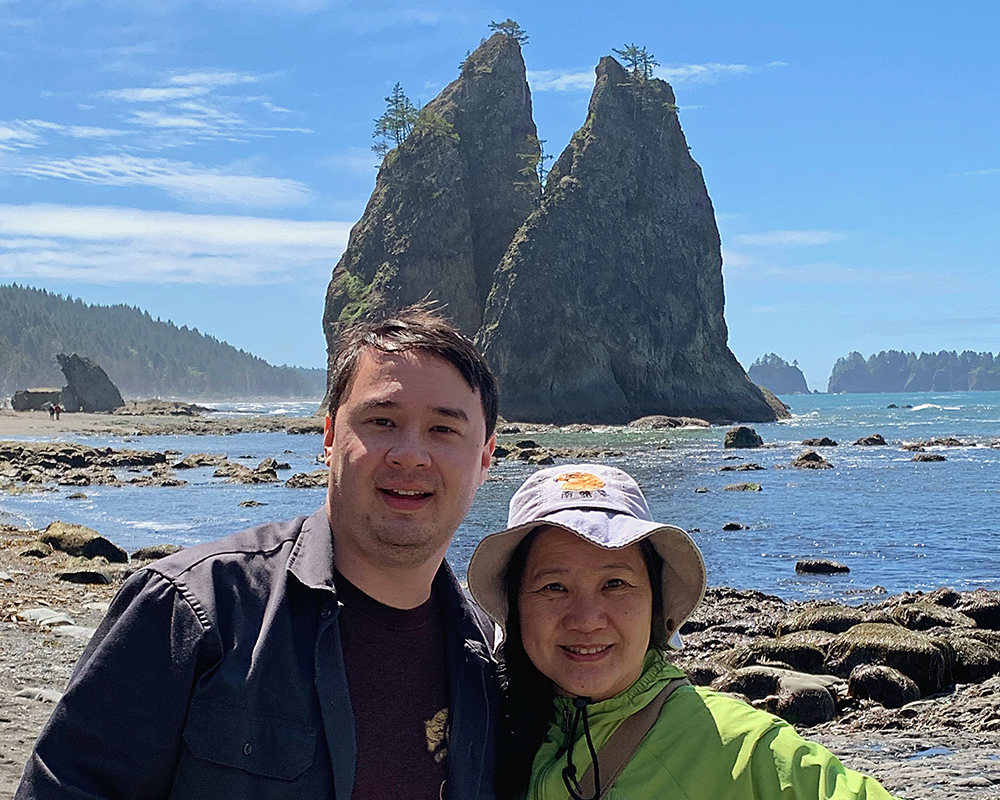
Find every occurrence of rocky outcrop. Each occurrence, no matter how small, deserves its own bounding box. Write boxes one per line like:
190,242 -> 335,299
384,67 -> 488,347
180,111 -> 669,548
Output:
11,389 -> 61,411
477,57 -> 784,424
322,33 -> 539,345
56,354 -> 123,413
748,354 -> 810,395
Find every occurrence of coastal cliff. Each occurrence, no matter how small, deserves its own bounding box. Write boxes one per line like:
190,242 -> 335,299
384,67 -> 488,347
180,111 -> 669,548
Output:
477,57 -> 785,424
321,33 -> 539,344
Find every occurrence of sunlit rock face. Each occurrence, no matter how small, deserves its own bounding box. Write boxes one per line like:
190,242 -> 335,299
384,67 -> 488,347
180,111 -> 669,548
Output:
478,57 -> 783,424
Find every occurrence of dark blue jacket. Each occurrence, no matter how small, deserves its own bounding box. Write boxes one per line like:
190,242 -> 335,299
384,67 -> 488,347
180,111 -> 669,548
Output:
16,508 -> 499,799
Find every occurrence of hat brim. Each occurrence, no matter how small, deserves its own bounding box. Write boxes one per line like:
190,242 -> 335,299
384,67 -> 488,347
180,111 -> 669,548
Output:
467,509 -> 706,650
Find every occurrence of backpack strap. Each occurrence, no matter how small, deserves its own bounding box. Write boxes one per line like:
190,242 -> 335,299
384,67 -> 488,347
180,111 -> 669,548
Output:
576,677 -> 690,800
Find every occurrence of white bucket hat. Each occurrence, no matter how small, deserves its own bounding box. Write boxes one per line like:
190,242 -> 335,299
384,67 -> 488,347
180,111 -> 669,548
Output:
467,464 -> 706,650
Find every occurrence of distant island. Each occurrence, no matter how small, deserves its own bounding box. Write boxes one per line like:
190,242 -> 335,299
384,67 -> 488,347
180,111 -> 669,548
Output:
0,284 -> 325,399
748,354 -> 810,395
828,350 -> 1000,393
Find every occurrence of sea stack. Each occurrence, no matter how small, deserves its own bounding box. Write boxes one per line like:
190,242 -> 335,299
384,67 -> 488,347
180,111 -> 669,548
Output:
322,32 -> 540,347
478,57 -> 785,424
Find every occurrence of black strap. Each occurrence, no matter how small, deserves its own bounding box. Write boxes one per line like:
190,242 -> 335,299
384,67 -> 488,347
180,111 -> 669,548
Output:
575,677 -> 690,800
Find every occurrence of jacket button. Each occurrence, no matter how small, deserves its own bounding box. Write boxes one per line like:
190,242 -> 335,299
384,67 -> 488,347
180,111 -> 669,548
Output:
320,606 -> 333,620
243,742 -> 253,756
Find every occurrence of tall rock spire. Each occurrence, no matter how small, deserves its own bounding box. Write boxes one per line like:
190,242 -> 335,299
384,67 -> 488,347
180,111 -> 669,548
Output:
322,33 -> 539,353
478,56 -> 784,424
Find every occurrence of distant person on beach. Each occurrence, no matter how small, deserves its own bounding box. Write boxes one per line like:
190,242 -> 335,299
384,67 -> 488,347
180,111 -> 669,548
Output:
468,463 -> 900,800
52,404 -> 61,421
16,304 -> 499,800
46,404 -> 54,421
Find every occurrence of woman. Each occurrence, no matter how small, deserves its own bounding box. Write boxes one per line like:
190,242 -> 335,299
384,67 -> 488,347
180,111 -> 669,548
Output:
468,464 -> 899,800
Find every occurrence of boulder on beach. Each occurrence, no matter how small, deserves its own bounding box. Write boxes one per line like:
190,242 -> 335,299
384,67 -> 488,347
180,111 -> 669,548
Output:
11,389 -> 61,412
956,589 -> 1000,630
825,622 -> 953,696
131,544 -> 184,562
854,434 -> 887,446
791,450 -> 833,469
40,521 -> 127,563
723,482 -> 762,492
882,600 -> 977,631
725,426 -> 763,449
717,636 -> 826,674
720,462 -> 764,472
285,469 -> 329,488
802,437 -> 838,447
56,353 -> 124,413
912,453 -> 947,462
711,666 -> 842,726
939,629 -> 1000,683
848,664 -> 920,708
778,604 -> 866,635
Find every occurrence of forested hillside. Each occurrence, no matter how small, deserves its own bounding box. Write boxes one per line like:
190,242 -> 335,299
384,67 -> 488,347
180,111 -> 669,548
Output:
0,284 -> 325,399
828,350 -> 1000,393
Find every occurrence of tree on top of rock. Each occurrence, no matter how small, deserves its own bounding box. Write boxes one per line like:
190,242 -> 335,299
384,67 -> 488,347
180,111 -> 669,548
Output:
488,18 -> 528,45
612,43 -> 659,79
372,82 -> 419,158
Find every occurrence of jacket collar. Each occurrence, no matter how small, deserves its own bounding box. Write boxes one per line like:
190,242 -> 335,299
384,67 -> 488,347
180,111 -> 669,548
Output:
287,507 -> 338,593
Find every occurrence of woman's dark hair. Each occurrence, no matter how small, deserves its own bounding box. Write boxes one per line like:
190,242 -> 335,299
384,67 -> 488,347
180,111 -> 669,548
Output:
496,528 -> 665,799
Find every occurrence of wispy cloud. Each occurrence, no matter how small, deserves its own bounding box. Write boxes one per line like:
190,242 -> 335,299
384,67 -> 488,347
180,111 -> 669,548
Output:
955,167 -> 1000,177
525,69 -> 594,93
0,204 -> 350,285
528,60 -> 783,93
326,147 -> 380,177
13,154 -> 310,206
734,230 -> 847,247
656,63 -> 751,84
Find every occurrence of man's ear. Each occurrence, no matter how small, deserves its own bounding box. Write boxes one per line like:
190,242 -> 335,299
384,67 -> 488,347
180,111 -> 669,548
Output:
479,433 -> 496,483
323,413 -> 334,465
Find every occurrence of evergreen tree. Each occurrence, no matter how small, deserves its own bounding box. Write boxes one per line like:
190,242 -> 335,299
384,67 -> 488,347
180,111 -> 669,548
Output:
488,18 -> 528,44
612,43 -> 659,79
372,83 -> 419,158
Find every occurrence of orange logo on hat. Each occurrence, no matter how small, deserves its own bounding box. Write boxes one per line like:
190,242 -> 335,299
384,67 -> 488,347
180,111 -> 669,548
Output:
554,472 -> 606,492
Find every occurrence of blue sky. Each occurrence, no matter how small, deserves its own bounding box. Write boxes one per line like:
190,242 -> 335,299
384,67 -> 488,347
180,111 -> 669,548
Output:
1,1 -> 997,391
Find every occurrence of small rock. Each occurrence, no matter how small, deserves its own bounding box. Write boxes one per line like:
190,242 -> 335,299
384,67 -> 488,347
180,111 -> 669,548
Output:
131,544 -> 184,561
20,541 -> 54,558
240,499 -> 268,507
848,664 -> 921,708
795,559 -> 850,574
854,434 -> 887,446
284,469 -> 329,488
720,463 -> 764,472
724,426 -> 763,449
912,453 -> 946,462
15,688 -> 63,703
802,437 -> 838,447
791,450 -> 833,469
724,483 -> 762,492
58,569 -> 112,585
722,522 -> 746,531
694,487 -> 708,493
66,492 -> 88,499
0,571 -> 11,582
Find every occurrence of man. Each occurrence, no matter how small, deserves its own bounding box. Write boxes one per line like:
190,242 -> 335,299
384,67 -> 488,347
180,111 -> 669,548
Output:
16,304 -> 499,800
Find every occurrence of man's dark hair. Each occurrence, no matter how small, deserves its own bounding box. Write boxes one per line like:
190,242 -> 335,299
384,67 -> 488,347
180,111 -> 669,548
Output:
328,302 -> 499,440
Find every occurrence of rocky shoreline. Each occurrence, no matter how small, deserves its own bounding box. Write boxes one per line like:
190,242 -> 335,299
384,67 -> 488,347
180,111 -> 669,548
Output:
2,523 -> 998,798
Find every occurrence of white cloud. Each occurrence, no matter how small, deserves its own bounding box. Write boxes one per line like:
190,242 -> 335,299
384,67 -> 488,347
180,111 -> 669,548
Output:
0,204 -> 350,285
0,121 -> 45,151
167,70 -> 261,87
720,249 -> 756,269
956,167 -> 1000,177
14,154 -> 311,207
734,230 -> 847,247
104,86 -> 211,102
326,147 -> 380,177
655,63 -> 751,84
526,69 -> 594,93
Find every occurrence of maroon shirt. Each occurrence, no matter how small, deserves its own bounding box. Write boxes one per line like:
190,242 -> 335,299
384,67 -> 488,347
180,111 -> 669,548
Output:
335,570 -> 450,800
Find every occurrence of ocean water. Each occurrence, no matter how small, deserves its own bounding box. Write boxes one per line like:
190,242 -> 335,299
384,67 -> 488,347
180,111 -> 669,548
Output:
2,391 -> 998,605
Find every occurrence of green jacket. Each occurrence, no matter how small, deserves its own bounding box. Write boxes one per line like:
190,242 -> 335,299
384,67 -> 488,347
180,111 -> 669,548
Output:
527,650 -> 899,800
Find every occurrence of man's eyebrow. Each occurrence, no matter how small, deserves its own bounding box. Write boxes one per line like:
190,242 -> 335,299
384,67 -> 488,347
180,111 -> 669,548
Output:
353,399 -> 470,423
433,406 -> 470,423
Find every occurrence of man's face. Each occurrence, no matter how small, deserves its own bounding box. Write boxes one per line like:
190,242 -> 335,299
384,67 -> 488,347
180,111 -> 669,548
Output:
324,348 -> 495,573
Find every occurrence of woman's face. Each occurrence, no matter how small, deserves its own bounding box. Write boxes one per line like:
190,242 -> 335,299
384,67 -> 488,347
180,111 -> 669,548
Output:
518,525 -> 653,702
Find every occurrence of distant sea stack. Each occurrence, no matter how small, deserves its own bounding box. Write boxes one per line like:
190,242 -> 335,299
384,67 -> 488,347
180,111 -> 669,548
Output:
322,33 -> 540,347
477,57 -> 785,424
748,354 -> 810,395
